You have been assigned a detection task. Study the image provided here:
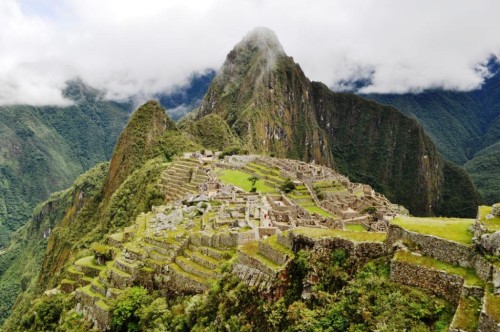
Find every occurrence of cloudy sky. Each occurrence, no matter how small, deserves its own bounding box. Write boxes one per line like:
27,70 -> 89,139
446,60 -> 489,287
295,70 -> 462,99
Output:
1,0 -> 499,105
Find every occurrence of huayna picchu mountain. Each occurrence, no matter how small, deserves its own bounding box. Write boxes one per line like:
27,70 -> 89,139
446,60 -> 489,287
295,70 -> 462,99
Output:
187,27 -> 479,217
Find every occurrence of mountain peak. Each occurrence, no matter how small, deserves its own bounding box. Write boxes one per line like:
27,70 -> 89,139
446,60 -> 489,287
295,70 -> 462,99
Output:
216,27 -> 285,84
235,27 -> 284,55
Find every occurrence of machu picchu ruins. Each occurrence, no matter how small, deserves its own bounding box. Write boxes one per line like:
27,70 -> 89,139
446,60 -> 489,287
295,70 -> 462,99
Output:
51,153 -> 500,331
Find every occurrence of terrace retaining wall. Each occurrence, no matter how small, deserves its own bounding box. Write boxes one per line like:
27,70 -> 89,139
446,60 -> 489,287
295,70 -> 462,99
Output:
387,224 -> 474,267
390,258 -> 463,305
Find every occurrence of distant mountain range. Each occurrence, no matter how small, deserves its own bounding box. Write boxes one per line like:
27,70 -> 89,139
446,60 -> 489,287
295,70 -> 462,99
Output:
0,75 -> 213,250
365,58 -> 500,204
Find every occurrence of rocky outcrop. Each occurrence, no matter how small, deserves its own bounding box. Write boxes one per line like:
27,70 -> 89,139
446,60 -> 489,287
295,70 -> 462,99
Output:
478,232 -> 500,256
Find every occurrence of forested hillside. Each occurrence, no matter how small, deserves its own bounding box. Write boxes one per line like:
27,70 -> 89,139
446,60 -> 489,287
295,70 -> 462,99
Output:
365,62 -> 500,203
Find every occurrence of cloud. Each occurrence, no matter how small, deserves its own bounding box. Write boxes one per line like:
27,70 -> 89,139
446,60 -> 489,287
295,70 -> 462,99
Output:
1,0 -> 500,105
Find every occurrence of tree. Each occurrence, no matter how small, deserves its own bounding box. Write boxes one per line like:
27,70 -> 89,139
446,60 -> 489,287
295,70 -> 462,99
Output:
248,175 -> 260,192
280,178 -> 296,194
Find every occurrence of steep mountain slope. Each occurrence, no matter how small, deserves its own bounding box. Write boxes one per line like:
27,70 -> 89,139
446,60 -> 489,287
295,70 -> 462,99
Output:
192,27 -> 479,217
0,162 -> 109,325
0,82 -> 130,248
365,65 -> 500,203
157,70 -> 216,121
195,28 -> 333,166
0,101 -> 196,327
0,75 -> 216,250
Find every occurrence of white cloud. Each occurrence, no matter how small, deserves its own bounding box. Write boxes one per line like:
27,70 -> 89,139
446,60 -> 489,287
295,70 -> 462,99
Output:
0,0 -> 499,105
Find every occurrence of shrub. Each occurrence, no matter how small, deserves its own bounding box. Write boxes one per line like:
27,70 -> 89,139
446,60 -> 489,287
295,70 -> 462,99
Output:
280,178 -> 296,194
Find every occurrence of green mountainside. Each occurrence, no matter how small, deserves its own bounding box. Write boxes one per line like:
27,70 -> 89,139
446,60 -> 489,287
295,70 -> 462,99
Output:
0,82 -> 130,249
365,68 -> 500,204
0,28 -> 493,331
191,28 -> 479,217
1,99 -> 497,331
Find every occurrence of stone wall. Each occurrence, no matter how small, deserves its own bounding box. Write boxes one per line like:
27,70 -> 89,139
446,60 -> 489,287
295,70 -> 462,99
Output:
461,285 -> 484,300
277,232 -> 293,250
75,292 -> 110,331
237,250 -> 277,277
478,312 -> 500,332
390,258 -> 463,305
291,234 -> 387,264
479,300 -> 500,332
232,263 -> 274,290
387,224 -> 474,267
473,255 -> 493,282
188,231 -> 255,249
493,265 -> 500,292
167,267 -> 208,293
258,241 -> 289,265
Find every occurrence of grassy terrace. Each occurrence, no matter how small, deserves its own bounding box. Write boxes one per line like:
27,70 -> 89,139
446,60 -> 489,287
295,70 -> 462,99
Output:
313,180 -> 347,193
246,163 -> 284,183
293,227 -> 386,242
451,296 -> 480,331
218,169 -> 276,193
394,251 -> 483,287
345,224 -> 367,232
263,235 -> 294,256
170,262 -> 213,284
239,241 -> 282,270
478,205 -> 500,232
486,287 -> 500,321
289,186 -> 337,219
304,205 -> 336,218
392,216 -> 474,245
79,284 -> 105,300
75,256 -> 106,270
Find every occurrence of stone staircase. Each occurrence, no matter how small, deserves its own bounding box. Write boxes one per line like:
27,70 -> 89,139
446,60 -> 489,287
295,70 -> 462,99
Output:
158,158 -> 209,201
166,242 -> 233,293
234,235 -> 293,290
59,256 -> 113,330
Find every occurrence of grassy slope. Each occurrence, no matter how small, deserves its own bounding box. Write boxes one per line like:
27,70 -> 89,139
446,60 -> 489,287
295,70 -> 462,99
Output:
392,216 -> 474,245
464,147 -> 500,204
0,163 -> 108,325
218,169 -> 276,193
1,103 -> 192,329
394,251 -> 483,287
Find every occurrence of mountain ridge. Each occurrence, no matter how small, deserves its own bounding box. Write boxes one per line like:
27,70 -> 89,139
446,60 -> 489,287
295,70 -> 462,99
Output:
192,27 -> 479,217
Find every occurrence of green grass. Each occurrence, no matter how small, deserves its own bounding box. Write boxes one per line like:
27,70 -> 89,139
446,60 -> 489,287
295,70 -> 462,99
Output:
451,296 -> 480,331
239,241 -> 282,270
74,256 -> 106,270
108,232 -> 124,242
79,284 -> 105,300
170,262 -> 212,284
486,287 -> 500,321
394,251 -> 483,287
478,205 -> 500,232
218,169 -> 276,193
293,227 -> 386,242
392,216 -> 474,245
96,300 -> 110,311
264,235 -> 294,256
304,205 -> 336,218
345,224 -> 367,232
